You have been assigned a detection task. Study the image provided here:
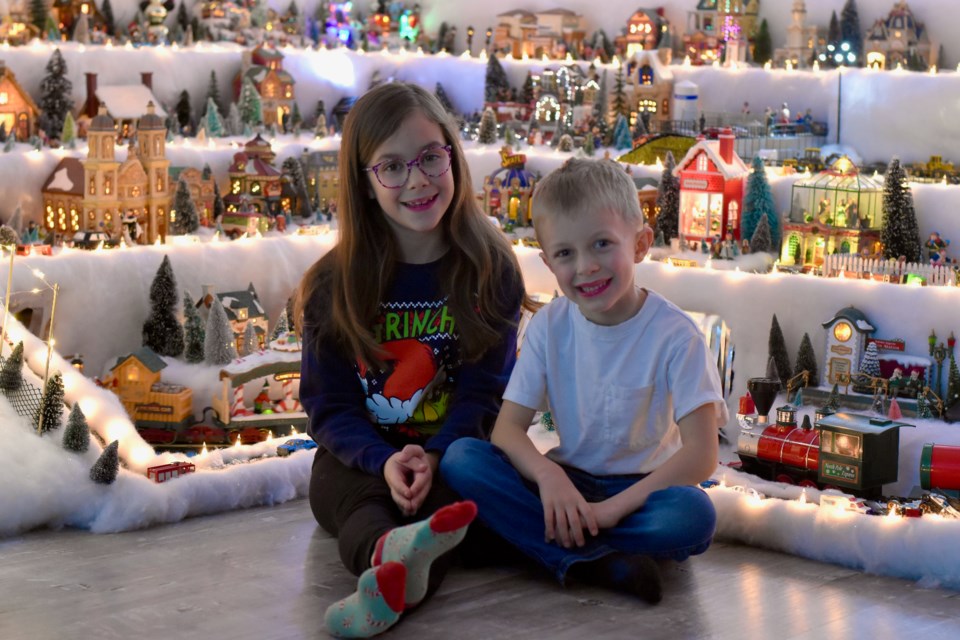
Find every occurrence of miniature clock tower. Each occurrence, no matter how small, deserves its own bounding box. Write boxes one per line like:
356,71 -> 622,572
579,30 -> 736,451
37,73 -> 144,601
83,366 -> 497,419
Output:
137,102 -> 171,242
821,306 -> 875,387
80,105 -> 121,235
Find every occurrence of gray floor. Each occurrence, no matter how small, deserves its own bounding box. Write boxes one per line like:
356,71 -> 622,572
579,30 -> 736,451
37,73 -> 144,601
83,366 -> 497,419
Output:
2,498 -> 959,640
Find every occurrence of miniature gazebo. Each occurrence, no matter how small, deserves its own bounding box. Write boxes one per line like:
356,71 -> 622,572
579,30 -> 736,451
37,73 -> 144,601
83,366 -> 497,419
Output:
482,146 -> 537,226
779,156 -> 883,267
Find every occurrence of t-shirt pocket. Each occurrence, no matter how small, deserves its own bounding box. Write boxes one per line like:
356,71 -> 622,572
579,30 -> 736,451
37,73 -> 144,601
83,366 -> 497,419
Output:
602,384 -> 666,450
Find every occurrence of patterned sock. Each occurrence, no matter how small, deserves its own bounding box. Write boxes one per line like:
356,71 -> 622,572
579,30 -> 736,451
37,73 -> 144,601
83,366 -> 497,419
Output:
324,562 -> 406,638
569,552 -> 663,604
372,500 -> 478,607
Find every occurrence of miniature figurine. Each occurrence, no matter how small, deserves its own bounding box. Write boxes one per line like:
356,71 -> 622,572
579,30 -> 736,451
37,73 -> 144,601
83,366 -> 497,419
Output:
719,231 -> 740,259
926,231 -> 950,263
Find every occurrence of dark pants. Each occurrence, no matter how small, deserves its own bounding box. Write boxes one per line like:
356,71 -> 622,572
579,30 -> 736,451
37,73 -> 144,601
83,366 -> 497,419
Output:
309,447 -> 516,582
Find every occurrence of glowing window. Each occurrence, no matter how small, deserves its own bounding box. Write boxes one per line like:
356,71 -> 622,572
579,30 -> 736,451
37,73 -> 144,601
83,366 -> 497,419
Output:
833,322 -> 852,342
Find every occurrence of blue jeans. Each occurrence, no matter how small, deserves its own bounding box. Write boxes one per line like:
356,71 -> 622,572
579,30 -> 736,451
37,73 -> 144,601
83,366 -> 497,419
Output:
441,438 -> 716,583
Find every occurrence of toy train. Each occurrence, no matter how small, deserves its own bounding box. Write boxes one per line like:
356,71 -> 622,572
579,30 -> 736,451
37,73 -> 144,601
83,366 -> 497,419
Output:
737,400 -> 960,498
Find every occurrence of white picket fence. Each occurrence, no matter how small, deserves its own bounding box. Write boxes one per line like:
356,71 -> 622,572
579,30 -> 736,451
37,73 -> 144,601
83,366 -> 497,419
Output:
820,254 -> 958,286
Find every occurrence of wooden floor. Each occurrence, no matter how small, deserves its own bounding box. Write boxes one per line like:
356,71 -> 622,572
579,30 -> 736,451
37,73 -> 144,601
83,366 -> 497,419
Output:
2,499 -> 960,640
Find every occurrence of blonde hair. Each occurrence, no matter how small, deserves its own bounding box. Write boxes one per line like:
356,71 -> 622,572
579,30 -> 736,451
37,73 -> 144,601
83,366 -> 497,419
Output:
531,158 -> 643,230
294,82 -> 529,368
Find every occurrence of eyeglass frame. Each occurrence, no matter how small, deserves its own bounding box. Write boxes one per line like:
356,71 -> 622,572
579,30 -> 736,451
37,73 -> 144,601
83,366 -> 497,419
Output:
363,145 -> 454,189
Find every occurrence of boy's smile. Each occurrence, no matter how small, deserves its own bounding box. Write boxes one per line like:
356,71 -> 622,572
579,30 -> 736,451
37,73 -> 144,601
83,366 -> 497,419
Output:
538,208 -> 652,326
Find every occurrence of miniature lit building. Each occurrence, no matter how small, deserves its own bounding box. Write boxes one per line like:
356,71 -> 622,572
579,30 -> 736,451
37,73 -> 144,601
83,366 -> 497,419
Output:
779,156 -> 883,268
617,8 -> 670,60
717,0 -> 760,64
0,62 -> 39,141
42,103 -> 172,244
626,49 -> 673,129
864,1 -> 938,70
101,347 -> 193,427
169,166 -> 217,226
493,8 -> 585,59
225,134 -> 282,216
821,306 -> 875,387
675,129 -> 748,244
0,11 -> 41,46
774,0 -> 822,68
79,72 -> 166,141
234,46 -> 296,128
197,283 -> 269,352
51,0 -> 107,37
300,149 -> 339,215
482,146 -> 537,225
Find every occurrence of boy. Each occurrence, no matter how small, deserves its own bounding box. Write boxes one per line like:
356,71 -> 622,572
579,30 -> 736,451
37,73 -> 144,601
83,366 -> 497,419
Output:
441,158 -> 727,603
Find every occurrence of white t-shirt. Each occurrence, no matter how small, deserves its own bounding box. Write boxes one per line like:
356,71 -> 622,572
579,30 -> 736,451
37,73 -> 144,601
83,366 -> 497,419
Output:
504,289 -> 728,475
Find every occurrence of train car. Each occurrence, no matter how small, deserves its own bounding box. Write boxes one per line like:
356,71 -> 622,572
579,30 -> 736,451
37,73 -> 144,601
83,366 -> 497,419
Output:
147,461 -> 196,483
920,443 -> 960,493
737,404 -> 911,498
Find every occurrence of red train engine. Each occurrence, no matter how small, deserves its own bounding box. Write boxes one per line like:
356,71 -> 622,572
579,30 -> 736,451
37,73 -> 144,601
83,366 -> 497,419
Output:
737,404 -> 910,499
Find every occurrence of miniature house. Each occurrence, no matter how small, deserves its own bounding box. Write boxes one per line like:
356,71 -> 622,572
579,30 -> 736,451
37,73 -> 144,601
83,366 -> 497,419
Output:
821,306 -> 875,387
42,103 -> 171,243
225,135 -> 282,216
198,283 -> 269,353
616,8 -> 670,60
0,62 -> 39,141
684,0 -> 759,65
169,166 -> 217,226
779,156 -> 883,267
234,46 -> 296,128
675,129 -> 749,244
482,146 -> 537,225
300,150 -> 339,215
865,1 -> 938,70
626,49 -> 674,129
493,8 -> 586,59
101,347 -> 193,425
79,72 -> 167,141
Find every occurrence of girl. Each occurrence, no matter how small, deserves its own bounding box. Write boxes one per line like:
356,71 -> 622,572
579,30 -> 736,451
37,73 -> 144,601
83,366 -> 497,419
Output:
294,82 -> 529,638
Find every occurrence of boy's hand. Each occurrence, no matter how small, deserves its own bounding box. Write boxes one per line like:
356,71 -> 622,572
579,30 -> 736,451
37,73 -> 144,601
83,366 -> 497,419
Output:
536,464 -> 599,548
383,445 -> 434,516
590,496 -> 639,530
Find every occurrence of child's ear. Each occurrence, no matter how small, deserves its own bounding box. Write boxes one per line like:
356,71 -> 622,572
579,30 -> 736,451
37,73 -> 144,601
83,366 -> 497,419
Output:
539,251 -> 555,273
634,225 -> 654,263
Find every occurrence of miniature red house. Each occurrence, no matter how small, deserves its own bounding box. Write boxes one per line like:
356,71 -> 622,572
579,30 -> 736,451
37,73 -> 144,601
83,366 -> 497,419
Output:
674,128 -> 748,245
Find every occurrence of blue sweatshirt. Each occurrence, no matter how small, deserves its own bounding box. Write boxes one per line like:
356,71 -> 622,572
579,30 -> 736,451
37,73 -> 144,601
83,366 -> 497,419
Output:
300,257 -> 522,476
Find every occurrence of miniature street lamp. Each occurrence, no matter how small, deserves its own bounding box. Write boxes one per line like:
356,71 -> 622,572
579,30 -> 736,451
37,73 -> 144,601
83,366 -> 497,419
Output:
485,27 -> 492,51
467,25 -> 474,54
933,340 -> 948,399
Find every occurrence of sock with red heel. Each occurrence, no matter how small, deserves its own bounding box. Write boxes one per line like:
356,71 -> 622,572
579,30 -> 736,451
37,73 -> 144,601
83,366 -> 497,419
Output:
372,500 -> 478,607
324,562 -> 407,638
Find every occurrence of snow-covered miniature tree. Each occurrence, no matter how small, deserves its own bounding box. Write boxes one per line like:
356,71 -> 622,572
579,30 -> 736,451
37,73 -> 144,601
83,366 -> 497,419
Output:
39,49 -> 73,141
226,103 -> 243,137
204,297 -> 237,365
753,19 -> 772,65
557,134 -> 574,152
34,372 -> 64,434
609,65 -> 629,122
201,97 -> 225,138
612,114 -> 632,150
73,12 -> 90,43
289,102 -> 303,133
271,307 -> 290,341
881,158 -> 922,262
142,255 -> 185,357
824,384 -> 841,411
60,112 -> 77,146
858,341 -> 881,378
282,157 -> 311,218
212,182 -> 225,222
101,0 -> 116,35
170,179 -> 199,235
750,214 -> 773,254
582,133 -> 595,157
175,89 -> 192,135
183,290 -> 205,364
242,322 -> 258,356
871,391 -> 886,415
484,55 -> 510,102
632,113 -> 647,139
654,151 -> 679,242
207,70 -> 222,113
314,111 -> 327,138
0,341 -> 24,392
521,72 -> 534,104
742,156 -> 779,251
793,333 -> 818,385
0,225 -> 18,246
62,404 -> 90,453
90,440 -> 120,484
435,82 -> 455,113
767,315 -> 791,389
947,352 -> 960,408
29,0 -> 48,34
840,0 -> 863,67
238,77 -> 263,126
478,107 -> 498,144
826,11 -> 841,67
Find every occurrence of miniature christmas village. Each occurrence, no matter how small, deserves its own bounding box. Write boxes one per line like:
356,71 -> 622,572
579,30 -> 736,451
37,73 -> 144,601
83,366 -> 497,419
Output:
1,0 -> 960,588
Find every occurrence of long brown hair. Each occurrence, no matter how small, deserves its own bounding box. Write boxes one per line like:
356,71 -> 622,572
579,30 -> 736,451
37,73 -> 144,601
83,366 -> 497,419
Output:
295,82 -> 530,368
